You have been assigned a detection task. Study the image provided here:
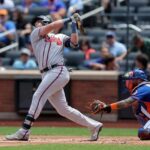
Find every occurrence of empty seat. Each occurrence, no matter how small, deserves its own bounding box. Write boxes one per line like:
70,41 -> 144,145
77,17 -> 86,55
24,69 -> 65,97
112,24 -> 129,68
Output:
24,15 -> 34,23
137,7 -> 150,23
130,0 -> 149,7
29,8 -> 50,16
127,52 -> 138,60
110,7 -> 135,23
5,51 -> 21,60
118,60 -> 134,72
0,57 -> 11,66
14,0 -> 22,5
64,51 -> 85,69
86,28 -> 106,37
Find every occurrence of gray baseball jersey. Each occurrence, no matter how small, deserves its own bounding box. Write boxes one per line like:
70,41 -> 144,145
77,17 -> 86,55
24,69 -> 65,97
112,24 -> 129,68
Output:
30,27 -> 69,70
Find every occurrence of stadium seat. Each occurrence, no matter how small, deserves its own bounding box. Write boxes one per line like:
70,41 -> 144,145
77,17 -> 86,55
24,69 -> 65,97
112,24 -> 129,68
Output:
64,51 -> 85,69
0,57 -> 11,66
13,0 -> 22,6
118,60 -> 135,72
24,15 -> 34,23
127,52 -> 138,60
109,7 -> 135,23
29,8 -> 50,16
137,7 -> 150,24
141,30 -> 150,38
79,36 -> 94,43
130,0 -> 149,7
90,43 -> 100,51
5,51 -> 21,60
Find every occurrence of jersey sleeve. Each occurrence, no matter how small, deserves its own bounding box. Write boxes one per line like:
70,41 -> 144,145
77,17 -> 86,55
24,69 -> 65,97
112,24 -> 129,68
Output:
30,28 -> 41,43
59,34 -> 70,43
131,87 -> 146,101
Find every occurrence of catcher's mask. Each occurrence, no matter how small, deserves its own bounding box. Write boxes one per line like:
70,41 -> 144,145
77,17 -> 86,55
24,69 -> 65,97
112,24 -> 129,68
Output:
123,69 -> 148,93
32,15 -> 53,26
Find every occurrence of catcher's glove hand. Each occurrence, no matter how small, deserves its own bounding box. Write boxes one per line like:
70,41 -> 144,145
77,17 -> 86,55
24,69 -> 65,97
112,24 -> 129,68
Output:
90,100 -> 111,114
72,13 -> 85,34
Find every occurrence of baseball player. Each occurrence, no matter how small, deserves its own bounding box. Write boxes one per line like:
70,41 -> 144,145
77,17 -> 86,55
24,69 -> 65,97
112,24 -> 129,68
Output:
6,14 -> 102,141
91,69 -> 150,140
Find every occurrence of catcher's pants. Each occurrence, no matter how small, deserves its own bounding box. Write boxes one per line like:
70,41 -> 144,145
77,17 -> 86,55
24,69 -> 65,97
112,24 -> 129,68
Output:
28,66 -> 100,129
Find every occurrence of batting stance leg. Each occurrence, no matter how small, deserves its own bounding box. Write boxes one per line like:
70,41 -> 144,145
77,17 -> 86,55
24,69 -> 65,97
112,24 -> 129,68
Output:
49,89 -> 100,129
6,67 -> 102,141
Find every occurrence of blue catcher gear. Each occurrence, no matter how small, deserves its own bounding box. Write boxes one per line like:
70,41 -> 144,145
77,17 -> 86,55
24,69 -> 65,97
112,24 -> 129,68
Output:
124,69 -> 148,81
138,128 -> 150,140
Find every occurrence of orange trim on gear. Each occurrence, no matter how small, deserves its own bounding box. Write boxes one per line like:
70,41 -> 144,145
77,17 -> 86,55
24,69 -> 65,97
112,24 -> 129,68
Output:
110,103 -> 118,110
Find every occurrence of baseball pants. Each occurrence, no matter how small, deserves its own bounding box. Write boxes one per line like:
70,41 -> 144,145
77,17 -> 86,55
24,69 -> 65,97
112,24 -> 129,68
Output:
28,66 -> 100,129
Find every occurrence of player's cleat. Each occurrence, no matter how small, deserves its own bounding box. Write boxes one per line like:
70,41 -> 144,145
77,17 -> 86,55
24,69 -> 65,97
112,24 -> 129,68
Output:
90,123 -> 103,141
5,129 -> 30,141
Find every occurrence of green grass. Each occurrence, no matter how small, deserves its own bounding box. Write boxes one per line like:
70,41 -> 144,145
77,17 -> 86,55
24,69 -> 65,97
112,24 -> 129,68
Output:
0,127 -> 146,150
1,144 -> 150,150
0,127 -> 137,136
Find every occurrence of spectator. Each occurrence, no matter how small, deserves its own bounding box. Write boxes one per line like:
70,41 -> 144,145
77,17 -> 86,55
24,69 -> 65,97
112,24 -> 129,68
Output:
103,31 -> 127,61
40,0 -> 66,20
135,54 -> 150,76
20,0 -> 38,14
104,55 -> 118,70
131,34 -> 150,60
11,7 -> 32,48
80,39 -> 96,60
0,0 -> 14,9
67,0 -> 83,16
13,48 -> 37,70
84,47 -> 118,70
0,9 -> 16,48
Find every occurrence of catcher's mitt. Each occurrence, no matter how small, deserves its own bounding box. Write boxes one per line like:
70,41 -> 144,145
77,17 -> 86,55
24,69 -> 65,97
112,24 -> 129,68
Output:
73,13 -> 85,34
90,100 -> 107,114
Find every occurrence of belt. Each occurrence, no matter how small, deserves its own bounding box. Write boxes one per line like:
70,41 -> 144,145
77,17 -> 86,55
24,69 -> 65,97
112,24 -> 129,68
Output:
40,64 -> 63,73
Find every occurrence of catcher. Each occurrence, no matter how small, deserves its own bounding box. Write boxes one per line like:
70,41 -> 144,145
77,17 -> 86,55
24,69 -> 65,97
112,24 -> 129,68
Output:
91,69 -> 150,140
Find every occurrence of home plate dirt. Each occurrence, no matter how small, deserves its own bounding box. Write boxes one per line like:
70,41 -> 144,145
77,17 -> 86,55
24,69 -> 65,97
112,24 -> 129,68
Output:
0,136 -> 150,147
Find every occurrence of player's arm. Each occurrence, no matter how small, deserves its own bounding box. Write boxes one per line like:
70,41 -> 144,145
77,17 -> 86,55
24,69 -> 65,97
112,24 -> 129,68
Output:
64,14 -> 81,48
39,18 -> 70,37
63,22 -> 79,48
91,97 -> 136,114
103,97 -> 136,113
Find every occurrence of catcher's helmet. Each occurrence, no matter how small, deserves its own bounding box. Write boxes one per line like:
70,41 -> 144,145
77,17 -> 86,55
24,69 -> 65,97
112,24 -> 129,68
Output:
124,69 -> 148,81
32,15 -> 53,26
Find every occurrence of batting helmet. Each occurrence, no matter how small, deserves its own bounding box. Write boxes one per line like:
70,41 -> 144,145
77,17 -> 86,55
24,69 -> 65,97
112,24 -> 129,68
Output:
31,15 -> 53,26
124,69 -> 148,81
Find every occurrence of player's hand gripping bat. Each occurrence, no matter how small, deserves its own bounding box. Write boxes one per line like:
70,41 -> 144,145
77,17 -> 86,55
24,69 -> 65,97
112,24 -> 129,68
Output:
73,13 -> 85,34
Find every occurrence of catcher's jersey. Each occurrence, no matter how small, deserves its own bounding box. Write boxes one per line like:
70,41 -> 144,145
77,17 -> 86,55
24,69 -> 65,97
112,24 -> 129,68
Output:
131,82 -> 150,113
30,27 -> 69,70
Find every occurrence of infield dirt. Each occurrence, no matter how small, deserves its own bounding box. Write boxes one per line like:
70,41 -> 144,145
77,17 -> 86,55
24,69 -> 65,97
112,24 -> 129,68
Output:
0,136 -> 150,147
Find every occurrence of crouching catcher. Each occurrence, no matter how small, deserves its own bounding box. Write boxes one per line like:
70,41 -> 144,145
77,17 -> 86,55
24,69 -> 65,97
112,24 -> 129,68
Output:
90,69 -> 150,140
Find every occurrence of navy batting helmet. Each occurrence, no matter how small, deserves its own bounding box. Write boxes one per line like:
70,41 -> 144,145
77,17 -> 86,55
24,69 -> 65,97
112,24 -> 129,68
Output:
124,69 -> 148,81
31,15 -> 53,26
